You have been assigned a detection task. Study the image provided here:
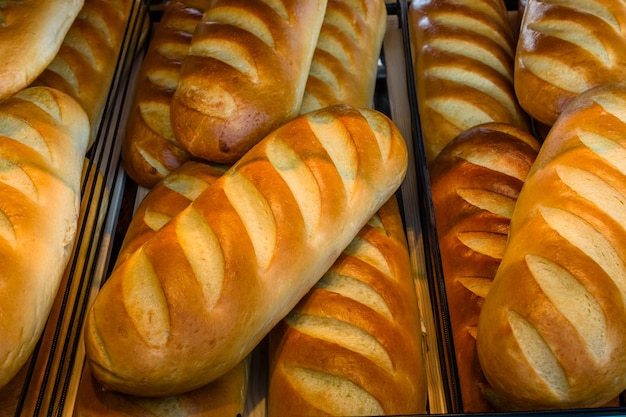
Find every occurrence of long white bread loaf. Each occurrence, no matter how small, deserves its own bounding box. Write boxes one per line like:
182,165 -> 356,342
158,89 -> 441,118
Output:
34,0 -> 134,149
408,0 -> 529,163
170,0 -> 327,164
298,0 -> 387,114
267,196 -> 427,416
74,161 -> 248,415
121,0 -> 211,188
0,0 -> 84,100
515,0 -> 626,126
429,123 -> 540,412
0,87 -> 89,389
84,104 -> 408,397
476,81 -> 626,410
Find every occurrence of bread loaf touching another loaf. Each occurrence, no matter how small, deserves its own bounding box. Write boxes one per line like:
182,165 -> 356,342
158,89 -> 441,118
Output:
121,0 -> 211,188
0,86 -> 89,390
170,0 -> 328,164
408,0 -> 529,163
514,0 -> 626,127
84,104 -> 408,397
476,81 -> 626,410
33,0 -> 134,149
430,122 -> 540,412
75,161 -> 248,415
267,196 -> 427,416
0,0 -> 84,100
298,0 -> 387,114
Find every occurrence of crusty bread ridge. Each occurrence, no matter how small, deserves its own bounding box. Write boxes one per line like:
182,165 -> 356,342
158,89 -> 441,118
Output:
408,0 -> 529,163
33,0 -> 134,148
84,104 -> 408,397
170,0 -> 328,164
476,81 -> 626,410
299,0 -> 387,114
121,0 -> 211,188
0,0 -> 84,101
268,196 -> 427,416
0,87 -> 89,389
429,122 -> 540,412
514,0 -> 626,126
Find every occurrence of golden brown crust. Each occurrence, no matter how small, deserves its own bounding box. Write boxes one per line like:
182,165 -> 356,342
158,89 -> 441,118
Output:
267,196 -> 427,416
0,87 -> 89,389
170,0 -> 328,164
514,0 -> 626,126
115,161 -> 223,268
121,0 -> 211,188
476,81 -> 626,410
0,0 -> 84,101
84,104 -> 408,397
408,0 -> 529,163
299,0 -> 387,114
33,0 -> 134,148
430,122 -> 540,412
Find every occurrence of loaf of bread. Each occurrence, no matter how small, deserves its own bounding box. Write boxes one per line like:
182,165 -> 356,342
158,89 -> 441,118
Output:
33,0 -> 134,148
514,0 -> 626,127
0,87 -> 89,389
476,81 -> 626,410
267,196 -> 427,416
170,0 -> 328,164
73,359 -> 249,417
0,0 -> 84,100
408,0 -> 529,162
298,0 -> 387,114
429,122 -> 540,412
84,104 -> 408,397
121,0 -> 211,188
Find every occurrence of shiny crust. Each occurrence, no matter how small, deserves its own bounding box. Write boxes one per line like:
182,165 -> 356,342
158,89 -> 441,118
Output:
299,0 -> 387,114
84,104 -> 408,397
267,196 -> 427,416
429,122 -> 540,412
34,0 -> 134,148
0,87 -> 89,389
515,0 -> 626,126
408,0 -> 529,162
170,0 -> 328,164
0,0 -> 84,100
476,82 -> 626,409
121,0 -> 210,188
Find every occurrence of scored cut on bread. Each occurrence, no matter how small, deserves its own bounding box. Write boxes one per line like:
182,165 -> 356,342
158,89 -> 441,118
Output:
476,81 -> 626,410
